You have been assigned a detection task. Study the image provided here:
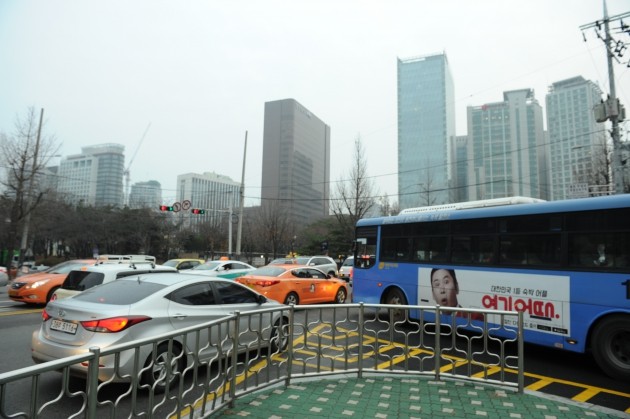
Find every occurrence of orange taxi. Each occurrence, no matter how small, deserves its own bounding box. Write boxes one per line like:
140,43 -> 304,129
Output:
8,259 -> 95,305
235,264 -> 348,305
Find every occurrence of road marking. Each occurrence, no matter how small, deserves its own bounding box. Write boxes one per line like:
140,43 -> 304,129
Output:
175,322 -> 630,417
0,308 -> 42,317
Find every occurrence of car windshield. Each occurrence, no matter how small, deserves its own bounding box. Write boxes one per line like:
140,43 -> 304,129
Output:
192,261 -> 221,271
49,260 -> 93,274
294,257 -> 311,265
73,280 -> 166,305
247,266 -> 287,277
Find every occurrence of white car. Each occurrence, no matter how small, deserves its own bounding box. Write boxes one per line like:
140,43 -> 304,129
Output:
338,256 -> 354,282
51,258 -> 176,301
32,274 -> 288,391
0,267 -> 8,287
181,259 -> 256,280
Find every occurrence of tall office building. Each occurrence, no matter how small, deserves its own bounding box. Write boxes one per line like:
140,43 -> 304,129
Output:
451,135 -> 469,203
176,172 -> 240,229
261,98 -> 330,226
57,143 -> 125,207
466,89 -> 546,200
129,180 -> 162,209
397,53 -> 456,209
546,76 -> 607,200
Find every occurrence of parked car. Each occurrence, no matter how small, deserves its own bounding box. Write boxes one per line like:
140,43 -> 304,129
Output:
8,259 -> 95,305
31,273 -> 288,391
236,264 -> 348,305
51,258 -> 177,301
182,259 -> 256,280
338,256 -> 354,282
163,258 -> 205,270
0,267 -> 8,287
269,256 -> 339,277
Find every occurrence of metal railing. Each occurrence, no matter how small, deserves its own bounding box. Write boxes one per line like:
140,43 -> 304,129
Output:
0,304 -> 523,418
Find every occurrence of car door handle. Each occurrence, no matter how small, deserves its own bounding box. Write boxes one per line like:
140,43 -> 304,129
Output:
172,314 -> 188,319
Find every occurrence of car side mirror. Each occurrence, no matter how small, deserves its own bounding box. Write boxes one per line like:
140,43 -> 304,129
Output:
257,294 -> 267,304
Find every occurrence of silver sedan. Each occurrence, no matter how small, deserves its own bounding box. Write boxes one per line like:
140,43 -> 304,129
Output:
31,273 -> 288,391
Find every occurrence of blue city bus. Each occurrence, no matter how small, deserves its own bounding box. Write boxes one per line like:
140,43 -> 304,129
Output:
351,195 -> 630,380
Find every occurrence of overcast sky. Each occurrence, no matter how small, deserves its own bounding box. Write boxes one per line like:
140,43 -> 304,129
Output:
1,1 -> 629,206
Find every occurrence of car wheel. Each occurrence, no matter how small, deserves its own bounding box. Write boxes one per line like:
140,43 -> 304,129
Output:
328,271 -> 337,277
334,287 -> 347,304
591,315 -> 630,380
284,292 -> 299,305
270,318 -> 289,353
142,342 -> 184,393
383,288 -> 407,323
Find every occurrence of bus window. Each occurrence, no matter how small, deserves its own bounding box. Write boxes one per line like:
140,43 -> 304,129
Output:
500,234 -> 560,266
569,232 -> 630,269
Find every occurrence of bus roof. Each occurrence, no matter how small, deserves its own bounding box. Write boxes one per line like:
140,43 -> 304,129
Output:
357,194 -> 630,227
398,196 -> 544,215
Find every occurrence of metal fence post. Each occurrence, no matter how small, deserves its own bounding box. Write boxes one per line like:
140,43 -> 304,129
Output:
358,303 -> 364,379
228,312 -> 240,407
434,306 -> 441,381
286,305 -> 295,387
87,347 -> 100,418
517,311 -> 525,394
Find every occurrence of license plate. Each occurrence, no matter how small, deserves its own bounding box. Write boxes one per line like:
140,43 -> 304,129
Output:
50,319 -> 78,335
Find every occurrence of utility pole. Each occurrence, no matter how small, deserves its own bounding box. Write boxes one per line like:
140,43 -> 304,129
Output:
580,2 -> 630,194
236,131 -> 247,257
18,108 -> 44,265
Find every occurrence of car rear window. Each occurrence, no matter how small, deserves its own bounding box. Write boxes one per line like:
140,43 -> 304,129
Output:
248,266 -> 287,277
73,280 -> 166,305
342,258 -> 353,267
62,271 -> 105,291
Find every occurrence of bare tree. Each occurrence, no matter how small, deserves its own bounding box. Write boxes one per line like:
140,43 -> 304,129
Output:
258,199 -> 292,260
417,163 -> 440,207
0,107 -> 60,271
331,136 -> 376,241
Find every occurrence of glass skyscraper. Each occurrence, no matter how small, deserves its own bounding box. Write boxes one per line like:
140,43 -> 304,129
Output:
546,76 -> 607,200
57,143 -> 125,207
261,98 -> 330,226
466,89 -> 546,200
397,53 -> 455,209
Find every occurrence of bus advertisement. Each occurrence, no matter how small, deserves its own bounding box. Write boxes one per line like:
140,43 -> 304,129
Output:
351,195 -> 630,380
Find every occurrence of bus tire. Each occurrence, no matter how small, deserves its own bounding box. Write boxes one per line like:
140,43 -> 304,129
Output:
591,315 -> 630,380
383,288 -> 407,323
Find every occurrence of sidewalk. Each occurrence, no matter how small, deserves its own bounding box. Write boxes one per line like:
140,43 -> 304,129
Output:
216,375 -> 628,418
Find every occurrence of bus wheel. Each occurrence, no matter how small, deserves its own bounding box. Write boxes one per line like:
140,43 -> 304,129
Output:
383,288 -> 407,323
591,315 -> 630,380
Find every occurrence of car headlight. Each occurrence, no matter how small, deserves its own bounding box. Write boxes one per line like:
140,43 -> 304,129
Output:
27,279 -> 50,289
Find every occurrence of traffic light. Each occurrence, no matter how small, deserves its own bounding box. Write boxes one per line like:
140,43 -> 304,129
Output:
159,205 -> 174,211
191,208 -> 206,214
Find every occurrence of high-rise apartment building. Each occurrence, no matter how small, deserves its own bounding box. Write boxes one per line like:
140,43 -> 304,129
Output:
176,172 -> 240,229
546,76 -> 607,200
57,143 -> 125,207
129,180 -> 162,209
261,98 -> 330,226
397,53 -> 455,209
466,89 -> 546,200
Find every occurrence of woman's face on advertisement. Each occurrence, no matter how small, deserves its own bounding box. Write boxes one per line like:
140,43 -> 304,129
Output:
431,269 -> 458,307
